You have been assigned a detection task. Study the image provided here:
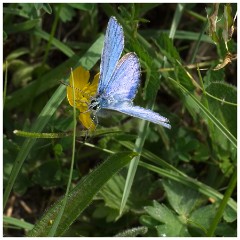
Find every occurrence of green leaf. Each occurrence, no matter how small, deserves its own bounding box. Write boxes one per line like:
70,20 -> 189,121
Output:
33,3 -> 52,14
222,4 -> 233,43
162,180 -> 202,216
57,4 -> 76,23
215,222 -> 236,237
206,81 -> 237,138
99,169 -> 156,217
99,174 -> 127,211
33,3 -> 43,10
68,3 -> 95,11
155,32 -> 181,62
189,204 -> 217,230
27,152 -> 135,236
145,201 -> 190,237
42,3 -> 52,14
223,205 -> 237,223
193,143 -> 210,162
13,172 -> 30,195
31,160 -> 63,188
4,19 -> 41,34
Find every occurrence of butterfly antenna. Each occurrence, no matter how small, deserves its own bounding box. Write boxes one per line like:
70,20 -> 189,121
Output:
59,80 -> 93,99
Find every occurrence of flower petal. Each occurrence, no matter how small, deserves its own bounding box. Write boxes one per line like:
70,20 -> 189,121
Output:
79,112 -> 96,131
70,66 -> 90,89
67,66 -> 90,108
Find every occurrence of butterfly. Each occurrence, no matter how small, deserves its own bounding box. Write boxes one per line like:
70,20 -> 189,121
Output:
89,16 -> 171,129
68,16 -> 171,130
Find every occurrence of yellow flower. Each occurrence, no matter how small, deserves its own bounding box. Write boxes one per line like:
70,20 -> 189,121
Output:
67,66 -> 99,131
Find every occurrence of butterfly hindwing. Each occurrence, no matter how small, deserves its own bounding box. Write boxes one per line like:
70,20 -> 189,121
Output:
98,17 -> 124,95
102,52 -> 140,101
106,104 -> 171,128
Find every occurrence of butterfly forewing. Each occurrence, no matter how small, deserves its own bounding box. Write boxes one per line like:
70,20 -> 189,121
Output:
98,17 -> 124,95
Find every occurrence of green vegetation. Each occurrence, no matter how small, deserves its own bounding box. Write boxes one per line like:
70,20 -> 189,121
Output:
3,3 -> 237,237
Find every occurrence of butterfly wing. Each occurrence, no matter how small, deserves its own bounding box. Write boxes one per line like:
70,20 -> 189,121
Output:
107,104 -> 171,128
102,52 -> 140,101
98,17 -> 124,95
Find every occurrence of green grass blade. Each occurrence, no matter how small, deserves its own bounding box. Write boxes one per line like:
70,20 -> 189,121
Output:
41,5 -> 62,66
169,77 -> 237,148
169,3 -> 185,39
120,120 -> 149,215
32,28 -> 74,57
27,152 -> 135,236
48,68 -> 77,237
189,19 -> 208,63
207,168 -> 237,236
3,35 -> 104,210
141,30 -> 213,43
3,216 -> 34,231
119,141 -> 187,177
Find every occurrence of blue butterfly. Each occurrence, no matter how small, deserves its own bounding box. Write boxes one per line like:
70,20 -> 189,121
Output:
89,16 -> 171,129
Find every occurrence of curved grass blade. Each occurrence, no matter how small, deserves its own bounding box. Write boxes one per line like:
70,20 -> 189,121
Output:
3,216 -> 34,231
32,28 -> 74,57
27,152 -> 135,237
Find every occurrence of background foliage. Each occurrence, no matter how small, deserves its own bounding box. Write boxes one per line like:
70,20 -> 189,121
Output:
3,3 -> 237,237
